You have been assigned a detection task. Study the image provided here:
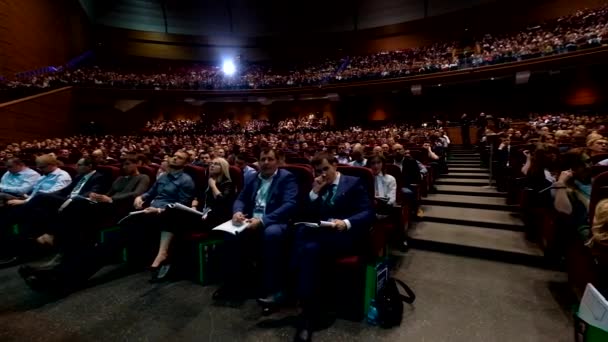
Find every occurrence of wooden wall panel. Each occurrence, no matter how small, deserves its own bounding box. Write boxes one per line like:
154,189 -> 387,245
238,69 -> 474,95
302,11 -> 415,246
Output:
0,87 -> 74,144
0,0 -> 90,77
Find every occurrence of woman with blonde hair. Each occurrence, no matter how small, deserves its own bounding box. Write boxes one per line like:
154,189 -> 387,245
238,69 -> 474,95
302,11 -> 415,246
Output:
149,157 -> 236,282
588,199 -> 608,248
587,199 -> 608,293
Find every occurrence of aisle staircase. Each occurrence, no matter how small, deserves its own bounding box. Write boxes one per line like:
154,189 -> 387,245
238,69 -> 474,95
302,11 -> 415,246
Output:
409,145 -> 545,266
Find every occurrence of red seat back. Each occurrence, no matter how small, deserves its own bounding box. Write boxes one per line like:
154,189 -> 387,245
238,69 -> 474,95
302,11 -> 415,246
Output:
184,165 -> 207,191
60,164 -> 77,178
280,165 -> 314,200
97,165 -> 121,182
291,163 -> 313,173
229,166 -> 243,193
337,166 -> 374,201
138,166 -> 157,185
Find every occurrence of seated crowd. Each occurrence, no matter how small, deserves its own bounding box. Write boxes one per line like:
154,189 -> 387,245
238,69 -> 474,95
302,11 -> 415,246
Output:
4,112 -> 608,338
486,113 -> 608,296
1,5 -> 607,92
0,118 -> 456,341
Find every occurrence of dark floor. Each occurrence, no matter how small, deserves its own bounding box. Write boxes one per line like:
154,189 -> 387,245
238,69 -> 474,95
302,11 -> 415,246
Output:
0,250 -> 573,342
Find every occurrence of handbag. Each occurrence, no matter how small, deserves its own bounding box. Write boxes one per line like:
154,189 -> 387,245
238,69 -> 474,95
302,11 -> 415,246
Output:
376,277 -> 416,328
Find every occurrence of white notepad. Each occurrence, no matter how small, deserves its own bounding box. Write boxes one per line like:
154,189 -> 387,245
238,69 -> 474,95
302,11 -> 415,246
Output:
212,220 -> 250,235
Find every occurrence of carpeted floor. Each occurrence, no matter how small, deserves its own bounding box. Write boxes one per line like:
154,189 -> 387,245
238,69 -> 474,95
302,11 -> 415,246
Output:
0,250 -> 573,342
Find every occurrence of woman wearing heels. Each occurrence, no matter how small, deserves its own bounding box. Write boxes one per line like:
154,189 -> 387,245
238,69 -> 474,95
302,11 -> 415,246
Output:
150,157 -> 236,282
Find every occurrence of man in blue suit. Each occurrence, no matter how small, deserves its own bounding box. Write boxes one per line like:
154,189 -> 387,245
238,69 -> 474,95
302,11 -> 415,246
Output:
214,148 -> 298,304
291,152 -> 374,342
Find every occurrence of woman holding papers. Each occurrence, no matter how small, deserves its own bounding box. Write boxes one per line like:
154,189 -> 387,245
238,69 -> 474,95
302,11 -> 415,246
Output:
149,157 -> 235,282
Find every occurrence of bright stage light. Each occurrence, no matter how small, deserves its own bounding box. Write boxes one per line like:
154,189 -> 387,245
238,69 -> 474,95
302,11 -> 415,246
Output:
222,60 -> 236,76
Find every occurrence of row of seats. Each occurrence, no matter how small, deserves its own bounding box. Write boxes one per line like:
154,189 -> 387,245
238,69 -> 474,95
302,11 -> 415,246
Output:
485,135 -> 607,298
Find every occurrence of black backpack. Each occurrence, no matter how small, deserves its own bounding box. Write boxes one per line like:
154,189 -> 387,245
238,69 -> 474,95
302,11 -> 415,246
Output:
376,277 -> 416,328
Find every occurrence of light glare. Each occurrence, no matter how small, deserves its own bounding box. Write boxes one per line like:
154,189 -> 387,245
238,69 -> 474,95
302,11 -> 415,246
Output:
222,60 -> 236,76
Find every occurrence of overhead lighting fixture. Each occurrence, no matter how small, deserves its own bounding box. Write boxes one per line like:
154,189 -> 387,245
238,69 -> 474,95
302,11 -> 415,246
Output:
222,60 -> 236,76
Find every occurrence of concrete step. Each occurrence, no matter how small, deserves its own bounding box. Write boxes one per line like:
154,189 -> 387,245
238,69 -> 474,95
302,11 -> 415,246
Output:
420,205 -> 524,231
448,161 -> 480,165
448,167 -> 489,173
409,221 -> 545,266
434,184 -> 506,197
421,193 -> 517,211
448,158 -> 480,162
443,173 -> 489,179
435,178 -> 493,186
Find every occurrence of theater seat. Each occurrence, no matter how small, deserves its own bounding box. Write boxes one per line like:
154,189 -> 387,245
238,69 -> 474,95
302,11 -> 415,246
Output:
97,165 -> 120,182
280,165 -> 314,222
184,165 -> 207,191
138,166 -> 157,185
333,166 -> 389,320
229,166 -> 243,192
60,164 -> 77,178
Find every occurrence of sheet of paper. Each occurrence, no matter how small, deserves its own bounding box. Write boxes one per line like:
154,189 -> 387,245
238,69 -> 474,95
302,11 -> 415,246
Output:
212,220 -> 249,235
117,210 -> 147,225
294,221 -> 336,228
168,202 -> 211,217
578,283 -> 608,332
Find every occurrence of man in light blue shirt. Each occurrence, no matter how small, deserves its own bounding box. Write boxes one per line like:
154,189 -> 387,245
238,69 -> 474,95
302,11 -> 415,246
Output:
0,154 -> 71,266
6,154 -> 72,206
0,158 -> 40,199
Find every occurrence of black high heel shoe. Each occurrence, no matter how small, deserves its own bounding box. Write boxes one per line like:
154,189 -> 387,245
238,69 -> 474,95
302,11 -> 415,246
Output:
149,260 -> 172,283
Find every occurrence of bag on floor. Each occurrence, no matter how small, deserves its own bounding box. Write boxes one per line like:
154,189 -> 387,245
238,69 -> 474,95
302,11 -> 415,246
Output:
376,277 -> 415,328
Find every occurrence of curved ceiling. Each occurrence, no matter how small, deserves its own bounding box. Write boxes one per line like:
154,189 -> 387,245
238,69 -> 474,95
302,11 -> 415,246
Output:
79,0 -> 498,37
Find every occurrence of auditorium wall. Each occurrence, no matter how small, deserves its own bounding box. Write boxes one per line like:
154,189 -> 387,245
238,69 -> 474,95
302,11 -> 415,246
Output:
362,0 -> 607,54
152,100 -> 337,125
0,87 -> 74,144
94,0 -> 606,61
0,0 -> 90,78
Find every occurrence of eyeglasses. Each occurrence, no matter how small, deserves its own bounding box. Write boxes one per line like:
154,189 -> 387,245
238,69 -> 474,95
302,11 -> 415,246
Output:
210,162 -> 222,166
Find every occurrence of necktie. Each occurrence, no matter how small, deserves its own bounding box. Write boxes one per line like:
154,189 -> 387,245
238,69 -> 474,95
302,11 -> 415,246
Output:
70,176 -> 88,198
324,184 -> 335,207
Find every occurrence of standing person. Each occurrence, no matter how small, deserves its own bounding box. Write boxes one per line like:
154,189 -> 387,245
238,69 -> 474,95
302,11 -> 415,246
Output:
461,113 -> 471,146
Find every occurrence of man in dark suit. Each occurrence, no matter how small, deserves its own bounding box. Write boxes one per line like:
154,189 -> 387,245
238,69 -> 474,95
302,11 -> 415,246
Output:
214,148 -> 298,304
18,157 -> 107,248
291,152 -> 374,342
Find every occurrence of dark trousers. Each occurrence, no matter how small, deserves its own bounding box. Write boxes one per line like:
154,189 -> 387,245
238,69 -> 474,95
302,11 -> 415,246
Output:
221,223 -> 288,295
18,193 -> 67,238
51,199 -> 119,254
462,127 -> 470,146
50,211 -> 169,286
0,192 -> 19,207
292,224 -> 358,312
0,194 -> 66,256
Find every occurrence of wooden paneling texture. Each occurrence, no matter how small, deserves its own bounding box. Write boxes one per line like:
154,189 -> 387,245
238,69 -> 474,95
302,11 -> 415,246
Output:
0,0 -> 90,77
0,87 -> 74,144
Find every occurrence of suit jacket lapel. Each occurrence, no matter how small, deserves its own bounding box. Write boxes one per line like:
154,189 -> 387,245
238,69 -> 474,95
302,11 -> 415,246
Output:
266,170 -> 281,205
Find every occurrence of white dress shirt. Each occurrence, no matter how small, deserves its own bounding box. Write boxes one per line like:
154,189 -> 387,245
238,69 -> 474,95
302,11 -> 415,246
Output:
374,172 -> 397,206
